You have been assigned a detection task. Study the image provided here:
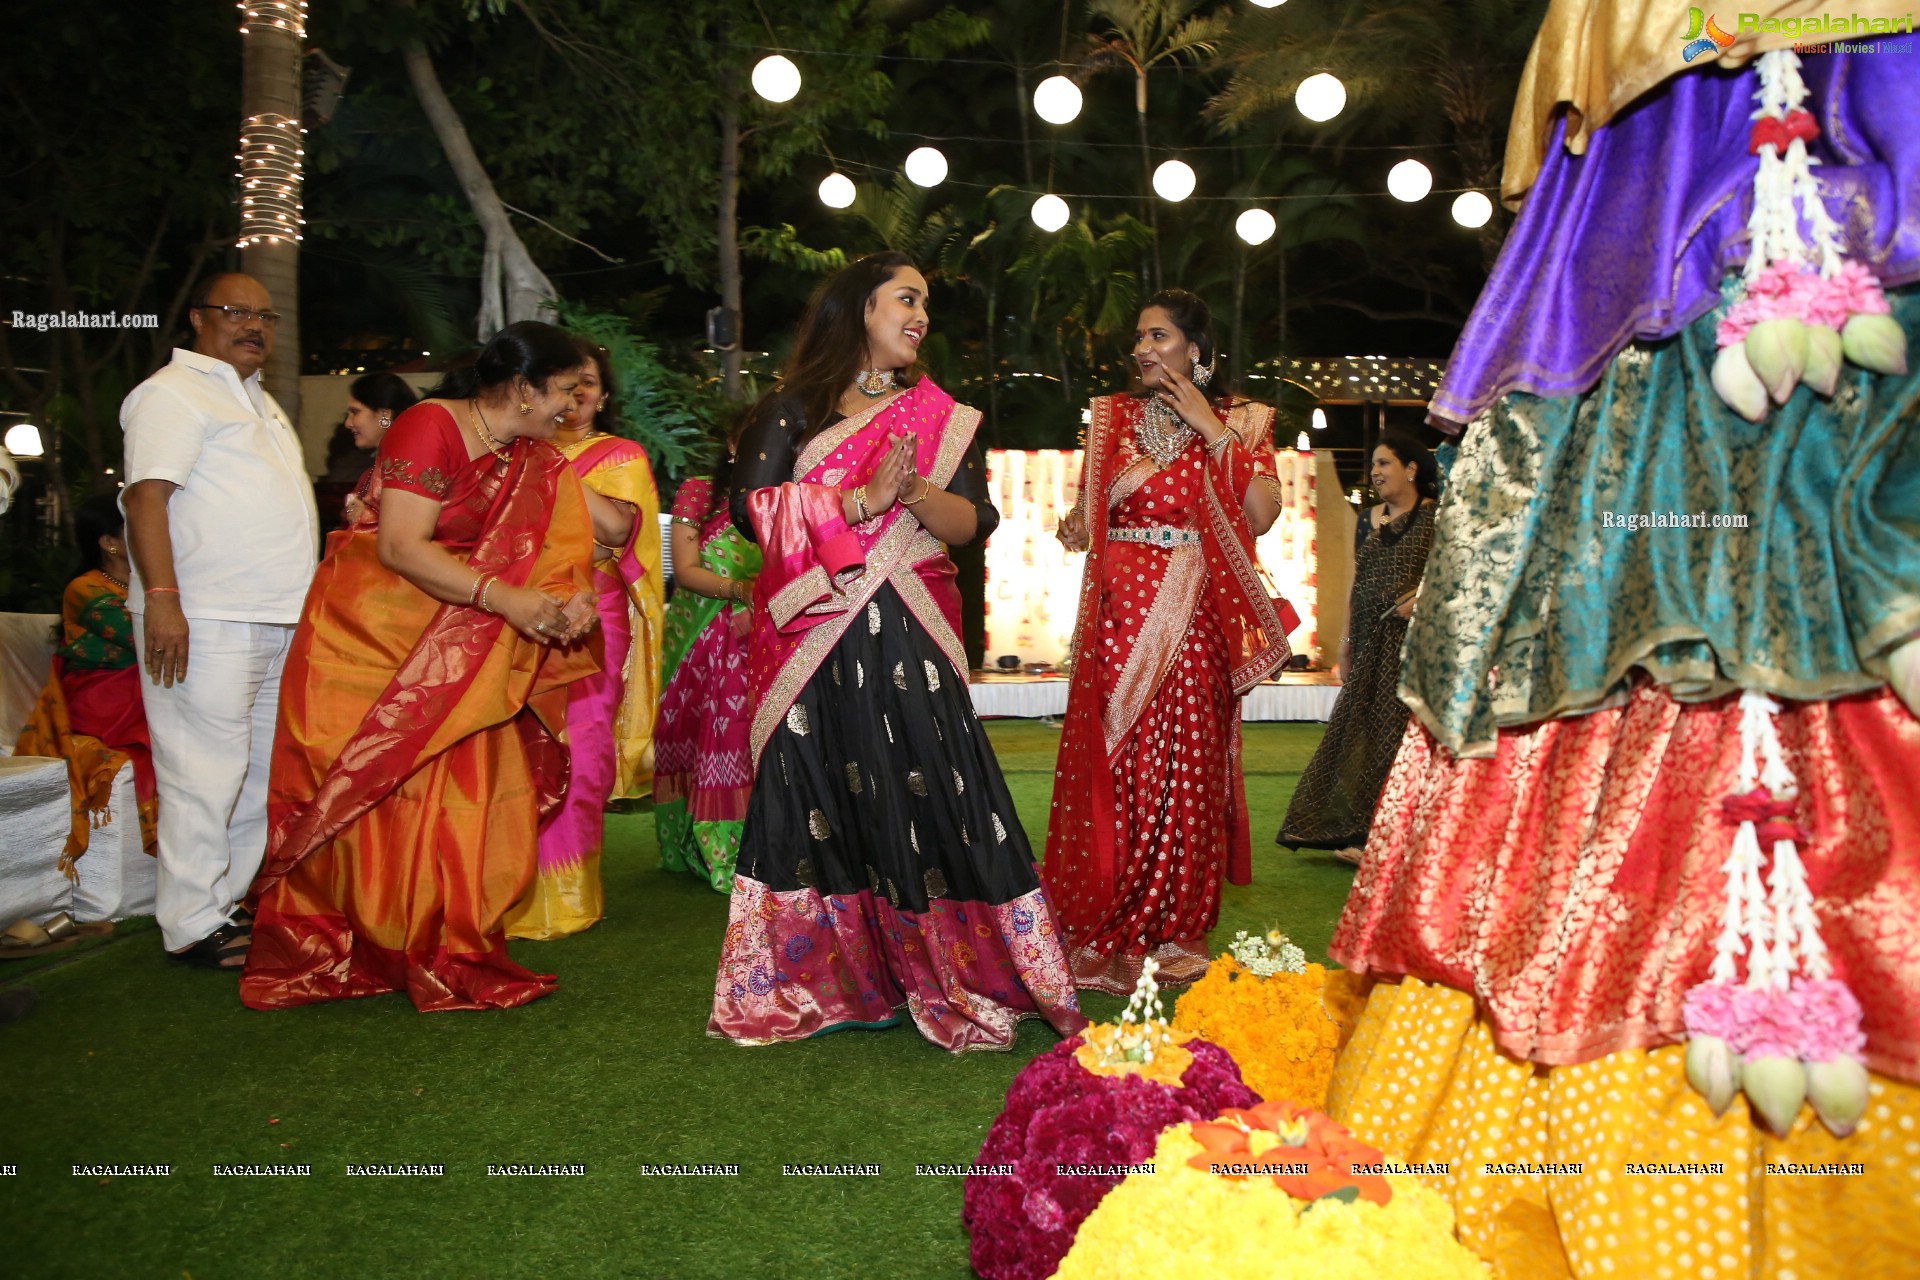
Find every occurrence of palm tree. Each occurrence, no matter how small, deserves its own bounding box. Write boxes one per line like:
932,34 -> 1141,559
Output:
1084,0 -> 1229,288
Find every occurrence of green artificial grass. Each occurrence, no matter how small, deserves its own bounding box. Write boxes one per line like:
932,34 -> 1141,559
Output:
0,721 -> 1346,1280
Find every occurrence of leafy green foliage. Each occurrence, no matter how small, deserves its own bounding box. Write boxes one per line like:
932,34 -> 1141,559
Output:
555,301 -> 722,482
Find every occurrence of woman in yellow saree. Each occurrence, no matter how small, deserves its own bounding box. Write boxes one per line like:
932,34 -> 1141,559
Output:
506,339 -> 663,939
242,322 -> 621,1011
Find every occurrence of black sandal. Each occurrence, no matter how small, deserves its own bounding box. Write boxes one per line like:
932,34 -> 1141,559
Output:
169,922 -> 251,971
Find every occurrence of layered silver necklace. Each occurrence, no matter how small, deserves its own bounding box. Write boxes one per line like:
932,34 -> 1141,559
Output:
1132,396 -> 1193,466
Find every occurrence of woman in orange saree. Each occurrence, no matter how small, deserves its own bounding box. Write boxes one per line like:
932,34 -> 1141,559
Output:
1046,290 -> 1294,995
242,322 -> 609,1011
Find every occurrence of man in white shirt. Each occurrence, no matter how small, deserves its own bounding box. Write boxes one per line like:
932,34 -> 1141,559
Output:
121,273 -> 319,970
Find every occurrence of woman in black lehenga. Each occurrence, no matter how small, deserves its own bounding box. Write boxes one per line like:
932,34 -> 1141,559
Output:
1279,433 -> 1439,862
706,252 -> 1084,1053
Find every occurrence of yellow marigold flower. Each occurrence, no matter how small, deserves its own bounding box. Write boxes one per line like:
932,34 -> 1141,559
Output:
1053,1127 -> 1490,1279
1170,957 -> 1342,1108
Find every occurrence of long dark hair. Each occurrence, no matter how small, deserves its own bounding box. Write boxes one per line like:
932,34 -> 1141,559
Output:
428,321 -> 584,400
75,492 -> 124,575
754,251 -> 924,445
703,417 -> 742,523
1376,431 -> 1442,502
348,371 -> 418,416
573,338 -> 621,434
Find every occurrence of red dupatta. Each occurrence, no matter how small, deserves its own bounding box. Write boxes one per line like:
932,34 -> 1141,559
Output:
254,438 -> 584,891
743,377 -> 981,765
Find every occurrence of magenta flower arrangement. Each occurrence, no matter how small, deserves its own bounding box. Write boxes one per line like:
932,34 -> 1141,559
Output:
962,1034 -> 1257,1280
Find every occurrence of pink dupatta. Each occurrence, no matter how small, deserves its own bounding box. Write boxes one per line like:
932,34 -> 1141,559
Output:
743,378 -> 981,765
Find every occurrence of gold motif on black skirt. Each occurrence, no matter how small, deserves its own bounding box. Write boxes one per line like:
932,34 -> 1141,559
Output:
786,704 -> 810,736
960,822 -> 971,845
832,660 -> 842,686
950,767 -> 965,795
808,809 -> 831,840
866,864 -> 880,892
892,661 -> 908,690
909,822 -> 920,854
991,812 -> 1007,844
884,714 -> 895,744
795,857 -> 817,887
932,716 -> 943,742
868,602 -> 882,635
886,877 -> 902,908
845,761 -> 863,793
923,660 -> 941,692
779,751 -> 790,785
856,660 -> 865,688
907,768 -> 928,797
923,868 -> 948,899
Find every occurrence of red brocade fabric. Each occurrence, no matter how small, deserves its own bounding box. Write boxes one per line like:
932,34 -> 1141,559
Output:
1330,679 -> 1920,1082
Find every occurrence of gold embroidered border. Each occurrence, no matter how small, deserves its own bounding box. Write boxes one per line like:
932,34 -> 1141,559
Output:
1107,454 -> 1159,510
793,392 -> 902,479
769,565 -> 835,630
1201,456 -> 1291,694
892,566 -> 970,698
747,400 -> 981,764
1101,544 -> 1206,756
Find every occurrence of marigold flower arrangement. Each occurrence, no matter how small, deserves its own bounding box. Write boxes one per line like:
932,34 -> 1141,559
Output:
1051,1103 -> 1490,1279
1171,945 -> 1342,1109
963,960 -> 1258,1280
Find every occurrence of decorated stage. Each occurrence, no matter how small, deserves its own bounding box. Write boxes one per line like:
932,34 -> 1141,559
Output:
970,669 -> 1340,722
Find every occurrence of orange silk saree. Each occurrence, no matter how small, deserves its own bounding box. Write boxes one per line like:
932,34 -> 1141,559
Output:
241,415 -> 598,1011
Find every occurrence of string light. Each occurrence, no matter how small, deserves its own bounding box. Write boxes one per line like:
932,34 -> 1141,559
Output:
235,113 -> 306,247
1295,73 -> 1346,122
1033,75 -> 1083,125
1265,355 -> 1448,402
1452,190 -> 1494,228
1152,159 -> 1197,202
904,146 -> 949,187
818,172 -> 856,208
1031,193 -> 1070,232
1387,159 -> 1433,202
752,54 -> 802,103
236,0 -> 306,37
1235,208 -> 1277,245
1311,407 -> 1328,430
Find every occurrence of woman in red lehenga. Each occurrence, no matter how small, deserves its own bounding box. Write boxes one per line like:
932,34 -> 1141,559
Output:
1045,289 -> 1294,995
242,322 -> 619,1012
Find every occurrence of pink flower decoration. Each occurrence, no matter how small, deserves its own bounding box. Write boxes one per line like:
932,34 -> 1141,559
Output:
1682,981 -> 1743,1040
1792,979 -> 1867,1062
1730,986 -> 1809,1060
1716,262 -> 1891,345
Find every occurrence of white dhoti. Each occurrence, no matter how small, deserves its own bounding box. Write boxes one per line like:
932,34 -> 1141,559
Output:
134,615 -> 294,951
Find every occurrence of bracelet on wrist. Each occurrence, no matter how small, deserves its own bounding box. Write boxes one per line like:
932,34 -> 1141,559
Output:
145,586 -> 180,596
479,578 -> 498,615
853,485 -> 871,523
900,476 -> 930,506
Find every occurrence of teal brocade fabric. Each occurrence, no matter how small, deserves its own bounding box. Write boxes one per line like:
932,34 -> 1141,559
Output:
1405,287 -> 1920,757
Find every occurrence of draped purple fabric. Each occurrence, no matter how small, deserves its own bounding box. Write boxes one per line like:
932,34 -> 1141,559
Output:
1432,55 -> 1920,428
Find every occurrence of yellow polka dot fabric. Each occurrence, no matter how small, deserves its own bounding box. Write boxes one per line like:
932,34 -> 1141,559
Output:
1326,977 -> 1920,1280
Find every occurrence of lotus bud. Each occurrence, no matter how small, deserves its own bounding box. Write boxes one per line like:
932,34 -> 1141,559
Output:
1800,324 -> 1842,396
1744,317 -> 1809,404
1741,1054 -> 1808,1136
1712,343 -> 1769,422
1685,1035 -> 1742,1116
1841,312 -> 1909,375
1806,1056 -> 1870,1138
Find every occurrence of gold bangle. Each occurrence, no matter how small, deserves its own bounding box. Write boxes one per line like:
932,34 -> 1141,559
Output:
853,486 -> 871,523
900,475 -> 931,506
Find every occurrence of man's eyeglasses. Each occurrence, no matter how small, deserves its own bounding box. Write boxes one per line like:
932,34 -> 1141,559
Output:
192,304 -> 282,326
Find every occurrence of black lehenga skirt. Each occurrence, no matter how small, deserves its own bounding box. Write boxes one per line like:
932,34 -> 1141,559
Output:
707,584 -> 1084,1052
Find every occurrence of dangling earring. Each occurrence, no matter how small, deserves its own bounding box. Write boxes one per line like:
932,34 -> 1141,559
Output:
378,413 -> 392,429
518,400 -> 533,415
1190,356 -> 1216,388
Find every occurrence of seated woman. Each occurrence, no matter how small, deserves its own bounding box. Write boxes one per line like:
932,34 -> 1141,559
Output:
16,492 -> 158,864
241,322 -> 617,1012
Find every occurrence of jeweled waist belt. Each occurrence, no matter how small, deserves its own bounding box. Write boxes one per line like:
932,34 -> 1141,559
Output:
1108,526 -> 1200,547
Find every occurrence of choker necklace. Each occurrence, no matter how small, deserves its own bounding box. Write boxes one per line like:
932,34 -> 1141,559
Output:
855,368 -> 897,398
1133,395 -> 1194,467
469,399 -> 512,463
101,570 -> 127,590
